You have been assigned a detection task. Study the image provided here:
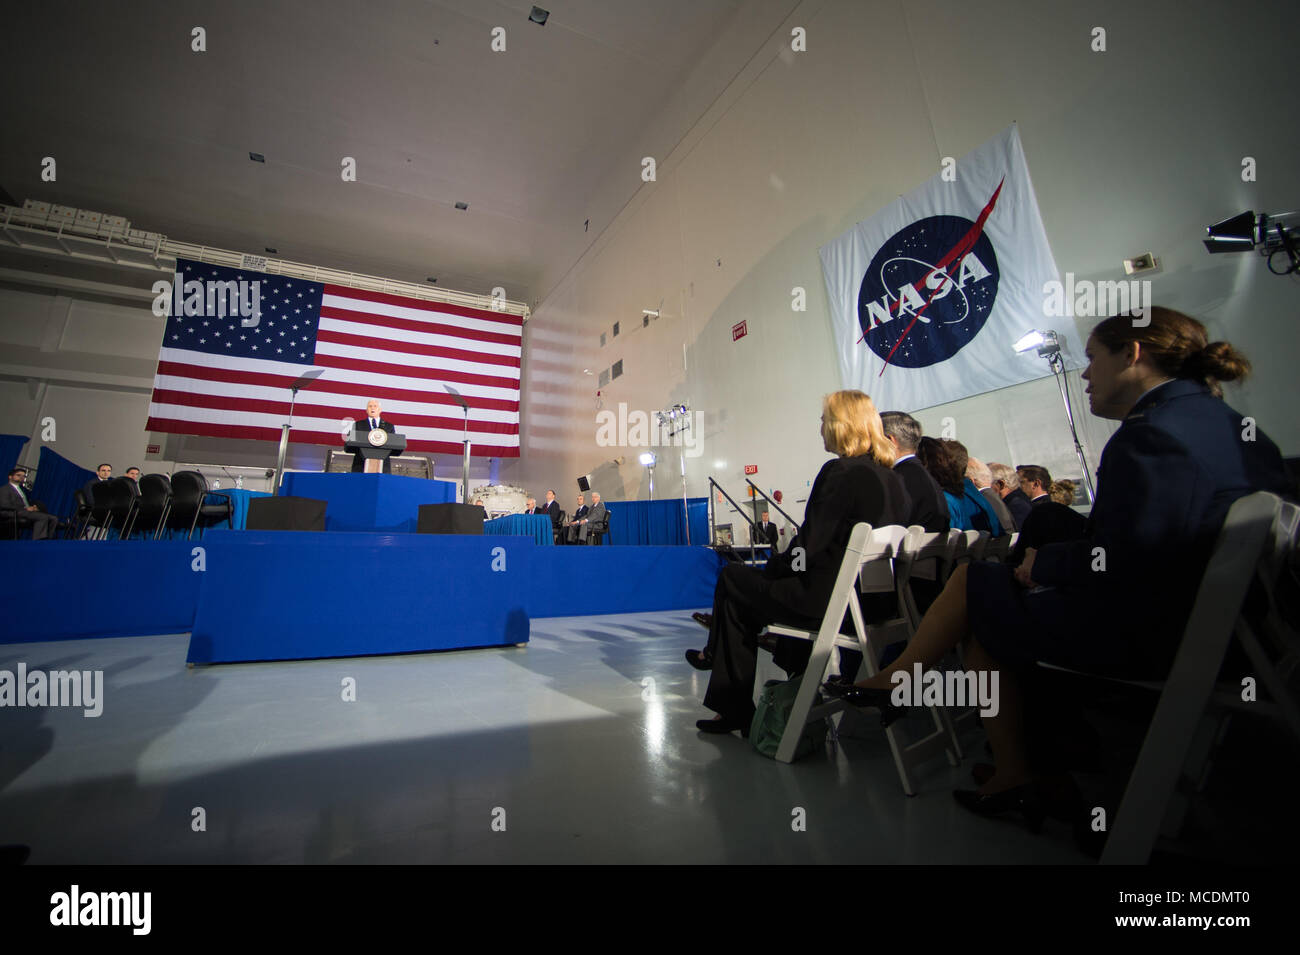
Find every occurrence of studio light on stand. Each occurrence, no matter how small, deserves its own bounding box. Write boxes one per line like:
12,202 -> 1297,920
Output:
444,384 -> 472,505
639,451 -> 657,499
1012,330 -> 1096,502
654,402 -> 692,544
273,368 -> 325,495
1204,209 -> 1300,276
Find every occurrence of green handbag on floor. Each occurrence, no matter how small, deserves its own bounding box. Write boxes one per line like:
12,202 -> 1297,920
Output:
749,678 -> 825,761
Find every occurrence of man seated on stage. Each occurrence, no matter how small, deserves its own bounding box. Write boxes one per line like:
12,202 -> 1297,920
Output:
82,463 -> 112,503
750,509 -> 778,548
541,489 -> 561,528
525,497 -> 537,513
349,398 -> 397,473
473,498 -> 489,520
124,466 -> 141,484
568,492 -> 607,544
2,467 -> 58,540
563,493 -> 590,544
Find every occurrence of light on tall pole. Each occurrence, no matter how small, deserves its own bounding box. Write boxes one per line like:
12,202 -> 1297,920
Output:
1012,330 -> 1096,502
639,451 -> 657,499
444,384 -> 471,504
274,368 -> 325,495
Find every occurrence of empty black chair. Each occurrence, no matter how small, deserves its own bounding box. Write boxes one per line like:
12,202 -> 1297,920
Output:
553,509 -> 567,545
99,477 -> 139,540
134,474 -> 173,539
166,471 -> 232,540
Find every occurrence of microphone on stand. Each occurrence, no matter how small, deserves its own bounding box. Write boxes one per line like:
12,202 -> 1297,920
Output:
221,467 -> 244,490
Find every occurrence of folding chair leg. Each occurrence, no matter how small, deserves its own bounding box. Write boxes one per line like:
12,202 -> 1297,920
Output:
1237,621 -> 1300,743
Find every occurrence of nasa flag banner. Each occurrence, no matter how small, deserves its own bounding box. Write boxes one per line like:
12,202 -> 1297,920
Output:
819,124 -> 1082,412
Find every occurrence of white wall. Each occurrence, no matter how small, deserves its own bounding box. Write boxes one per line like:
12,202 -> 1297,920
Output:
504,0 -> 1300,526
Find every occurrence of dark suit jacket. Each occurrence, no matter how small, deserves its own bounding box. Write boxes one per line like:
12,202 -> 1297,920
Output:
752,521 -> 778,547
763,454 -> 911,618
892,455 -> 950,533
1003,488 -> 1033,529
542,499 -> 561,527
349,419 -> 397,473
0,483 -> 31,513
1031,378 -> 1289,674
1009,501 -> 1086,565
570,505 -> 590,523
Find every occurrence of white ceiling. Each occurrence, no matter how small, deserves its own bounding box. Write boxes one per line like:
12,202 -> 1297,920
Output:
0,0 -> 787,305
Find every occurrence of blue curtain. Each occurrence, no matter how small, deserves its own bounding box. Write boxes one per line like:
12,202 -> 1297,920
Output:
31,446 -> 95,520
606,497 -> 708,545
0,434 -> 28,475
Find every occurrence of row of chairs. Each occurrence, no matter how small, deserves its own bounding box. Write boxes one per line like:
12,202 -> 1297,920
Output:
755,494 -> 1299,862
73,471 -> 233,540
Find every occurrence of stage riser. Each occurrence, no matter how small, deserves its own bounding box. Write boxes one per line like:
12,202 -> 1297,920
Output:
0,535 -> 724,659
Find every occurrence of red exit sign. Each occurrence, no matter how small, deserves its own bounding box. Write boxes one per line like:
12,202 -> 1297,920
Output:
731,320 -> 748,341
744,465 -> 757,475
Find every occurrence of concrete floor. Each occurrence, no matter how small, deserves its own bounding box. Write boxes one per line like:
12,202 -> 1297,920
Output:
0,611 -> 1091,863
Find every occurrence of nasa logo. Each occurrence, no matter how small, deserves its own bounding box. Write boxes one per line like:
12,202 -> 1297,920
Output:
856,215 -> 1000,369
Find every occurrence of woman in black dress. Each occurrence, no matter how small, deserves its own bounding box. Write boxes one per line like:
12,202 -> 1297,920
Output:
687,389 -> 911,734
827,307 -> 1289,825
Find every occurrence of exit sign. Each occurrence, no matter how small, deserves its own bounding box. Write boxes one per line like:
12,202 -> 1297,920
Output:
731,320 -> 747,341
744,465 -> 757,475
146,444 -> 160,454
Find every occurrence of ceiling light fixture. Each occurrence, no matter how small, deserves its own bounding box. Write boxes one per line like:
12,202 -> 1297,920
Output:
529,6 -> 550,26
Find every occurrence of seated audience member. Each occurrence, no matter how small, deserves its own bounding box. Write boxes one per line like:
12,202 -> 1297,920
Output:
751,510 -> 778,548
1049,479 -> 1076,506
563,493 -> 590,544
916,438 -> 1001,535
826,307 -> 1289,828
2,467 -> 58,540
1016,465 -> 1053,508
82,463 -> 112,504
880,411 -> 948,533
989,462 -> 1031,529
685,390 -> 910,734
569,492 -> 606,544
1009,485 -> 1087,566
969,457 -> 1017,535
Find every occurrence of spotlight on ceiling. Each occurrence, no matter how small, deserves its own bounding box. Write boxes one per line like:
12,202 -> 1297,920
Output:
454,201 -> 468,211
1204,210 -> 1300,275
529,6 -> 550,25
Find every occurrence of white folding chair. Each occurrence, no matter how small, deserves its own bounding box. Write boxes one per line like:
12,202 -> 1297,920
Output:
1087,492 -> 1294,863
952,529 -> 990,567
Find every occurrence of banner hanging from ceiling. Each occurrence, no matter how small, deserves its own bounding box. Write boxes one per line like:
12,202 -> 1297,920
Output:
819,124 -> 1083,413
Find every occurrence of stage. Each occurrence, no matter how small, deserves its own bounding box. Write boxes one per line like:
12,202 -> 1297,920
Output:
0,533 -> 726,663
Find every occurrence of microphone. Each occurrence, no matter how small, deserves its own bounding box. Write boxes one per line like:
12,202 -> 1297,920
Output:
221,467 -> 243,490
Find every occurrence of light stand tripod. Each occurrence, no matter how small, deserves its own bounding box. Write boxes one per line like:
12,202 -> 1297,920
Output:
273,368 -> 325,495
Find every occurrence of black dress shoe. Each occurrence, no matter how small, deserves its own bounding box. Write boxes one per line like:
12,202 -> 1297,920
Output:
692,612 -> 712,629
684,649 -> 712,670
820,682 -> 905,726
953,784 -> 1046,834
696,716 -> 750,737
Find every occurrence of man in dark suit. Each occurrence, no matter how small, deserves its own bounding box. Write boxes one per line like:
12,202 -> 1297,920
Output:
541,489 -> 561,528
1016,464 -> 1053,508
82,463 -> 112,504
751,509 -> 779,548
967,457 -> 1017,533
990,461 -> 1033,529
349,398 -> 397,473
563,493 -> 590,544
2,467 -> 57,540
880,411 -> 950,533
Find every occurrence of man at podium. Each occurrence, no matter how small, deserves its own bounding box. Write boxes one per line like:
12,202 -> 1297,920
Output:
348,398 -> 399,473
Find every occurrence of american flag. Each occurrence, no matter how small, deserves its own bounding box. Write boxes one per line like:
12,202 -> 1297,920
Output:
146,259 -> 521,456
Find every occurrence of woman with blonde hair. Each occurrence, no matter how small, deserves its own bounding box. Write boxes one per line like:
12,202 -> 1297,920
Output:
686,389 -> 910,735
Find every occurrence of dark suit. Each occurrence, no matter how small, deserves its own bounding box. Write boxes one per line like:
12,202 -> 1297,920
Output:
1002,488 -> 1033,529
893,455 -> 950,533
572,502 -> 607,543
1009,501 -> 1087,565
564,504 -> 591,543
349,418 -> 397,473
751,521 -> 778,547
971,379 -> 1289,678
541,499 -> 561,528
1,482 -> 57,540
701,454 -> 911,723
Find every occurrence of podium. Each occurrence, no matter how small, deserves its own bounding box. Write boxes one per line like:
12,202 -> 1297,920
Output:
345,426 -> 407,473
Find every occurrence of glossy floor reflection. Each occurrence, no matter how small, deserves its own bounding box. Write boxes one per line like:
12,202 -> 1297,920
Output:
0,612 -> 1089,863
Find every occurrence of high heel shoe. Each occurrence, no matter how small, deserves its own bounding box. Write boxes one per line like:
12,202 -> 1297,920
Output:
952,784 -> 1047,834
684,649 -> 713,670
820,682 -> 905,727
